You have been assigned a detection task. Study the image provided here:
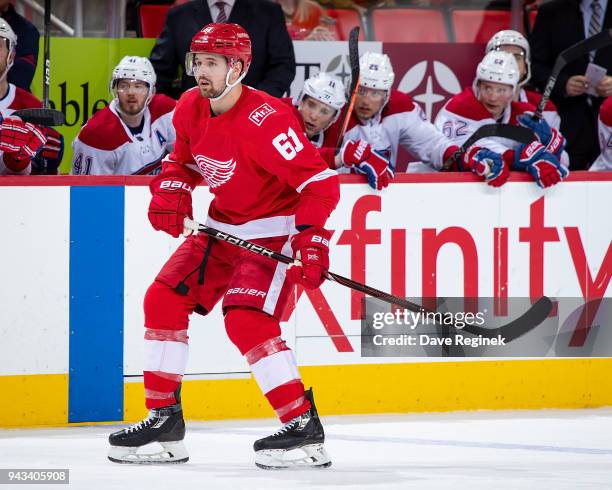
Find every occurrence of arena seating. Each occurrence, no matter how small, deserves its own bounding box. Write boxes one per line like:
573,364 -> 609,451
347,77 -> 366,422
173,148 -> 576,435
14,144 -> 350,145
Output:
451,9 -> 513,43
325,9 -> 365,41
136,4 -> 527,45
137,2 -> 171,38
371,8 -> 449,42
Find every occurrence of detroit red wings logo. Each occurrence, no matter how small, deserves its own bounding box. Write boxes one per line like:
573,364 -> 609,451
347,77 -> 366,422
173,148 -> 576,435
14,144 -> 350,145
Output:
194,154 -> 236,188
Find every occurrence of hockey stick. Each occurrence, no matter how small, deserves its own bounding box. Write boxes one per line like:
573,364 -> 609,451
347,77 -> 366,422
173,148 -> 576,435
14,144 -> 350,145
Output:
183,218 -> 552,341
335,26 -> 360,148
534,29 -> 612,119
12,107 -> 66,126
442,123 -> 535,170
17,0 -> 66,127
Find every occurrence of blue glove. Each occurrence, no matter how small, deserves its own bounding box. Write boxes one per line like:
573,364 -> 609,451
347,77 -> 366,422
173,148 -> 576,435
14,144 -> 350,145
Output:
517,113 -> 566,159
353,149 -> 395,190
526,152 -> 569,189
462,146 -> 509,187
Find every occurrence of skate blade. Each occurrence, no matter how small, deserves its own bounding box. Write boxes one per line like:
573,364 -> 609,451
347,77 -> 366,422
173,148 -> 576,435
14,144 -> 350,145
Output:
108,441 -> 189,465
255,443 -> 331,470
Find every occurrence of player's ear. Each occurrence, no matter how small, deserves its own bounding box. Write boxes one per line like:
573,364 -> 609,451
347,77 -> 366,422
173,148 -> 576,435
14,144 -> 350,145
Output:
229,60 -> 243,84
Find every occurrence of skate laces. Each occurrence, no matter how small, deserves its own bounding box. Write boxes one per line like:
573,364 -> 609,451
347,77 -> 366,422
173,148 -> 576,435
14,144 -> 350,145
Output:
272,411 -> 310,436
125,411 -> 156,433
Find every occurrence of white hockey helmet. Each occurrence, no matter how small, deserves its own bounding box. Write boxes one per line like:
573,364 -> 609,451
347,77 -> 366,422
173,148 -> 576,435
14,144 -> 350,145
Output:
474,50 -> 520,94
110,56 -> 156,110
0,19 -> 16,80
486,29 -> 531,87
0,19 -> 17,52
296,72 -> 346,128
359,52 -> 395,92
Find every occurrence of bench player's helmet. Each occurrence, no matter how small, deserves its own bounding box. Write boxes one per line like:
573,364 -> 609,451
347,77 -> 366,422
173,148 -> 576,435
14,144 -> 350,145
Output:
486,30 -> 531,88
185,23 -> 252,101
359,52 -> 395,111
0,19 -> 17,81
110,56 -> 157,115
473,50 -> 521,95
296,72 -> 347,130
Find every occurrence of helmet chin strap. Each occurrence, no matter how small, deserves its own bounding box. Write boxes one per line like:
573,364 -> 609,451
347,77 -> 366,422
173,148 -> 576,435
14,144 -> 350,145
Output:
208,60 -> 246,103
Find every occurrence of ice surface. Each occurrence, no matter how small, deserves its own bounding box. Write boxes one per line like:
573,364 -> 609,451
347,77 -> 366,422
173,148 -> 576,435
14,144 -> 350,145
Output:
1,408 -> 611,490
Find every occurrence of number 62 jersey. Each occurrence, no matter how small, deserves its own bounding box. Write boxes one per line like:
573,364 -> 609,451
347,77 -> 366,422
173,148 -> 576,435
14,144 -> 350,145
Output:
167,85 -> 338,236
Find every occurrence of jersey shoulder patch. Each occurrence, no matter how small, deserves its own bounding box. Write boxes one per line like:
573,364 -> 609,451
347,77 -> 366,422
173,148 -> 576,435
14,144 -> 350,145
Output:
244,86 -> 296,126
248,102 -> 276,126
600,97 -> 612,126
77,107 -> 130,150
445,87 -> 492,121
384,90 -> 415,116
10,87 -> 43,110
148,94 -> 176,123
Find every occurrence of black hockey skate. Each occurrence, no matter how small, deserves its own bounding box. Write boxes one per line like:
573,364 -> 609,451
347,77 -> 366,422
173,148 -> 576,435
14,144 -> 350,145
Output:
108,401 -> 187,464
254,388 -> 331,469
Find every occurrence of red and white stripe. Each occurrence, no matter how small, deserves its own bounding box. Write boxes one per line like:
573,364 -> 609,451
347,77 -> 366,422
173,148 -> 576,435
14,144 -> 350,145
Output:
143,327 -> 189,375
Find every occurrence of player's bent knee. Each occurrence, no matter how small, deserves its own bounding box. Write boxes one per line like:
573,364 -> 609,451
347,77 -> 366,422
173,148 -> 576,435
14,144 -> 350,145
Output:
224,306 -> 281,356
144,280 -> 194,331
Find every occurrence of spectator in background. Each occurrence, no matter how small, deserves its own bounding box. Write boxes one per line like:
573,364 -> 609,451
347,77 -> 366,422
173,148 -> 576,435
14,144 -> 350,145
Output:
0,20 -> 61,175
72,56 -> 175,175
435,51 -> 569,189
274,0 -> 338,40
0,0 -> 39,92
150,0 -> 295,98
486,29 -> 561,130
530,0 -> 612,169
591,96 -> 612,169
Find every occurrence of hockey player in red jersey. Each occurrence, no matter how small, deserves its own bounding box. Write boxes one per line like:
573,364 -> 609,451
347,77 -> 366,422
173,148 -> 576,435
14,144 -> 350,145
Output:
108,23 -> 337,469
281,71 -> 393,189
71,56 -> 176,175
0,19 -> 62,175
435,50 -> 569,188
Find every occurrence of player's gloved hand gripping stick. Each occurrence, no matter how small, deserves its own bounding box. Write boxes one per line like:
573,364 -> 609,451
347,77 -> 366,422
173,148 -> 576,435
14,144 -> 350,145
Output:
183,218 -> 553,342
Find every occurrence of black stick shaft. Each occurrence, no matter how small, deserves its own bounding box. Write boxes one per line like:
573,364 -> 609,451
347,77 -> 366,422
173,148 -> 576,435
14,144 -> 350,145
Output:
188,219 -> 428,316
183,219 -> 550,340
43,0 -> 51,107
335,26 -> 360,148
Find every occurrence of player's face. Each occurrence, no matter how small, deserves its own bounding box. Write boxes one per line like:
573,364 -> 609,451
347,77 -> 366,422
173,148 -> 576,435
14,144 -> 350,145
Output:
478,80 -> 514,119
192,53 -> 233,99
116,79 -> 149,115
355,86 -> 386,121
0,39 -> 10,73
298,96 -> 336,138
498,45 -> 527,81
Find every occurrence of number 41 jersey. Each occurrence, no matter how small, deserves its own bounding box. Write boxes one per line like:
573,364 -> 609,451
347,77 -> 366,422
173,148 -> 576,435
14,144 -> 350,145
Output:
167,85 -> 336,235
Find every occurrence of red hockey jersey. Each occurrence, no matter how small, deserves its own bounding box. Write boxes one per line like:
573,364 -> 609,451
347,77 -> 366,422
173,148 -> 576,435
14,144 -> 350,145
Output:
167,85 -> 338,238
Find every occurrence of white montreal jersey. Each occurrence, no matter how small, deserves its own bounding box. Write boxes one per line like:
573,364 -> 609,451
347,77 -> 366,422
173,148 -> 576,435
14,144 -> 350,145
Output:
342,90 -> 454,170
71,94 -> 176,175
0,83 -> 44,175
435,87 -> 570,167
592,97 -> 612,171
